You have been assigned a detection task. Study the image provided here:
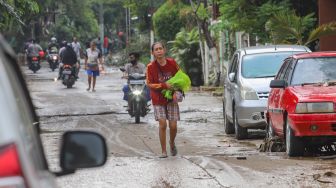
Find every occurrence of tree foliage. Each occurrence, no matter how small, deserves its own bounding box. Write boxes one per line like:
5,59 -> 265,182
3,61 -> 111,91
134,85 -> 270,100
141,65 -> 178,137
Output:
266,10 -> 336,46
0,0 -> 40,50
152,0 -> 191,42
169,28 -> 203,86
218,0 -> 291,43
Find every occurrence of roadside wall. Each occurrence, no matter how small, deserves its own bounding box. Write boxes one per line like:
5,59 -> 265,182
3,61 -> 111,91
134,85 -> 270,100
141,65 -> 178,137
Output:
319,0 -> 336,51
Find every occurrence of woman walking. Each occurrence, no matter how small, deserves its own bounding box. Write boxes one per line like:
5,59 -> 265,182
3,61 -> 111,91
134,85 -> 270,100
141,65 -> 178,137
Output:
84,41 -> 103,92
146,42 -> 180,158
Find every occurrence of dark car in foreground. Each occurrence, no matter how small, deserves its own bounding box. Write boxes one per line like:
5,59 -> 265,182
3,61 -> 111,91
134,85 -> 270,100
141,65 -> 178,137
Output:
267,52 -> 336,156
0,35 -> 107,188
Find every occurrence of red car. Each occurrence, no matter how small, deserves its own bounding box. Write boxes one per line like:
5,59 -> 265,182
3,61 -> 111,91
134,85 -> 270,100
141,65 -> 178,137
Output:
266,52 -> 336,156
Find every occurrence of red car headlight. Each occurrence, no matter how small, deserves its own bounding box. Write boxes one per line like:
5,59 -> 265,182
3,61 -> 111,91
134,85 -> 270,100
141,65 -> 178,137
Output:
295,102 -> 334,113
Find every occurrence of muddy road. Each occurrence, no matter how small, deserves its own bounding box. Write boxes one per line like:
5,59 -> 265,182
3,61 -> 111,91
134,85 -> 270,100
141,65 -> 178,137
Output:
23,63 -> 336,187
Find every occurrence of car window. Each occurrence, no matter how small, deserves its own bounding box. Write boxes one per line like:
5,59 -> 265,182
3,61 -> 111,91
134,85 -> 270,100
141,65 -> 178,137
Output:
1,53 -> 46,170
276,58 -> 290,79
283,58 -> 295,81
229,53 -> 238,73
291,57 -> 336,85
241,52 -> 299,78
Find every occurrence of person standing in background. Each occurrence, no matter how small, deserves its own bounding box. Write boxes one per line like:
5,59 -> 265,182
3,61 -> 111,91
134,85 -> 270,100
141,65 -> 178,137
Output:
103,36 -> 109,56
96,37 -> 102,54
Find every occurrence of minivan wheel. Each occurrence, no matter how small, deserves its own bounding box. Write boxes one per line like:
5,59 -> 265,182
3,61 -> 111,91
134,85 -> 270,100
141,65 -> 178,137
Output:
285,118 -> 304,157
234,109 -> 248,140
223,102 -> 234,134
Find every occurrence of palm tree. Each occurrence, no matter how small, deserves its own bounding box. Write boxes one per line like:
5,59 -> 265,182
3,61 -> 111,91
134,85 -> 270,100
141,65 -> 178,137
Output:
169,28 -> 204,86
266,10 -> 336,46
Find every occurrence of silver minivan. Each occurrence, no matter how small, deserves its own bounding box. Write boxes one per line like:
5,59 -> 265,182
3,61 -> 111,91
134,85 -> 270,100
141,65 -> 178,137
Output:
223,45 -> 310,140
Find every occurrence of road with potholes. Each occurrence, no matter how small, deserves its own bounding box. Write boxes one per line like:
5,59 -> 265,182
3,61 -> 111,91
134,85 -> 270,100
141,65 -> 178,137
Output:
23,63 -> 336,188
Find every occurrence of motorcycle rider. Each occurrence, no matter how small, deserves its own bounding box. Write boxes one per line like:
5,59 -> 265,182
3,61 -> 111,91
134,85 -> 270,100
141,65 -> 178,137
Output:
46,37 -> 59,69
47,37 -> 59,54
122,52 -> 151,108
26,39 -> 43,67
58,42 -> 79,80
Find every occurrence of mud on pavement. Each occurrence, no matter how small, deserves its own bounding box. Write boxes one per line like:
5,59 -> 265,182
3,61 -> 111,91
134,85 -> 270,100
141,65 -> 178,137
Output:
25,65 -> 336,188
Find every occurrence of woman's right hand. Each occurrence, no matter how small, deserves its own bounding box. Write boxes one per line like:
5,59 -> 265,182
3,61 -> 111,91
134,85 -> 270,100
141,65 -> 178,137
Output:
166,83 -> 174,90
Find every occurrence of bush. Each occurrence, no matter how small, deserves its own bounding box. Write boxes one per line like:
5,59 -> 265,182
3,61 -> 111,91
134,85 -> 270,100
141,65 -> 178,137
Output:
170,28 -> 203,86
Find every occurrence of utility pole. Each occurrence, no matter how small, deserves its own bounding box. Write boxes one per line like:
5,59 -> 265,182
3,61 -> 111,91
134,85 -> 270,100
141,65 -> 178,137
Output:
125,7 -> 131,46
99,2 -> 104,51
149,0 -> 155,61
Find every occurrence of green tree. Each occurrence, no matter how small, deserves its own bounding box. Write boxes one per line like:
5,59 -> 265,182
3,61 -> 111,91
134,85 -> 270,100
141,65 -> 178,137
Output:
0,0 -> 40,50
218,0 -> 290,43
152,0 -> 190,42
169,28 -> 203,86
266,10 -> 336,46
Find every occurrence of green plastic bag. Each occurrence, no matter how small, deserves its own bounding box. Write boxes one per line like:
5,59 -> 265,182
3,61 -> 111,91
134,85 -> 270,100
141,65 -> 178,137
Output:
162,70 -> 191,100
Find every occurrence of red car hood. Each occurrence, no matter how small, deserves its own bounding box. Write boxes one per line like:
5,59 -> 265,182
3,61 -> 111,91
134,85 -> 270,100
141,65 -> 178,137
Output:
290,85 -> 336,102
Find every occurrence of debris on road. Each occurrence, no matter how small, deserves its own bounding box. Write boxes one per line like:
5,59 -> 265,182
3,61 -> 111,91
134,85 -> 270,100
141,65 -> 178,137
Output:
236,156 -> 247,160
313,172 -> 335,184
259,137 -> 285,152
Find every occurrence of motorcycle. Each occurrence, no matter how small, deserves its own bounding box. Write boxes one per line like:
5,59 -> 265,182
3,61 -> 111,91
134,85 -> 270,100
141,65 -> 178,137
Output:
121,68 -> 149,123
48,53 -> 59,71
29,56 -> 41,73
61,64 -> 76,88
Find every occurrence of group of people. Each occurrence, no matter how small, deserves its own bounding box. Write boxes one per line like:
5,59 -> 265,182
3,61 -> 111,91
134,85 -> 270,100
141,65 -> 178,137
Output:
27,38 -> 181,158
25,37 -> 104,92
59,38 -> 104,92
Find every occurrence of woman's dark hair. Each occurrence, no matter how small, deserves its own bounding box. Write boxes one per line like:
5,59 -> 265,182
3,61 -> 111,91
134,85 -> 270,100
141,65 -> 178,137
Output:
129,52 -> 140,59
151,42 -> 165,51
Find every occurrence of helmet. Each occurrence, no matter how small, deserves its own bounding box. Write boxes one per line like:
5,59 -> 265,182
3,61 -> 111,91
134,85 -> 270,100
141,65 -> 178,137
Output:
61,40 -> 67,47
51,37 -> 57,43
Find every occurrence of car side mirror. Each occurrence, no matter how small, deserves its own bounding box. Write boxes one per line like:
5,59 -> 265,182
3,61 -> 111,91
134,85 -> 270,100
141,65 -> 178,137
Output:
228,72 -> 236,82
56,131 -> 107,176
270,80 -> 287,88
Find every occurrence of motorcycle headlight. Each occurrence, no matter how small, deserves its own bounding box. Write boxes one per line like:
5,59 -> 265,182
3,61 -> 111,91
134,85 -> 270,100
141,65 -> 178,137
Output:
241,86 -> 259,100
52,56 -> 57,60
132,90 -> 142,96
295,102 -> 334,113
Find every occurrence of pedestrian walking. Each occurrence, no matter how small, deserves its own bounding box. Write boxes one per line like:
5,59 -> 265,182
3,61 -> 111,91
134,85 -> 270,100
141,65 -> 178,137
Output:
84,41 -> 103,92
146,42 -> 180,158
103,36 -> 109,56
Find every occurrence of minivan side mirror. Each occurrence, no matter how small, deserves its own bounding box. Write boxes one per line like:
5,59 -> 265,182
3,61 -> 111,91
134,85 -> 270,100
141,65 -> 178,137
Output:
228,72 -> 236,82
55,131 -> 107,176
270,80 -> 287,88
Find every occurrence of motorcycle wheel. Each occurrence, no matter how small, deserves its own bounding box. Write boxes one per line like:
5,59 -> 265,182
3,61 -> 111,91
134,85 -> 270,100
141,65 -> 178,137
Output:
135,102 -> 140,123
67,83 -> 73,88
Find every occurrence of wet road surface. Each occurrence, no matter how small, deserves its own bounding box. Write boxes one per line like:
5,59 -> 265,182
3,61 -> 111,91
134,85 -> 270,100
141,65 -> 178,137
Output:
24,63 -> 336,187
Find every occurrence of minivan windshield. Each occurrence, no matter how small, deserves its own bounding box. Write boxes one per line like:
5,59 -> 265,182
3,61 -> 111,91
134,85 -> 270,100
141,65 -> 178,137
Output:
241,52 -> 297,78
291,57 -> 336,85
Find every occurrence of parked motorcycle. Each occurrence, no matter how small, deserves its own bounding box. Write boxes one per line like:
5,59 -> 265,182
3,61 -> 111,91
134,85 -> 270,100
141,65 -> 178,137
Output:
48,53 -> 59,71
61,64 -> 76,88
29,56 -> 41,73
120,68 -> 149,123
